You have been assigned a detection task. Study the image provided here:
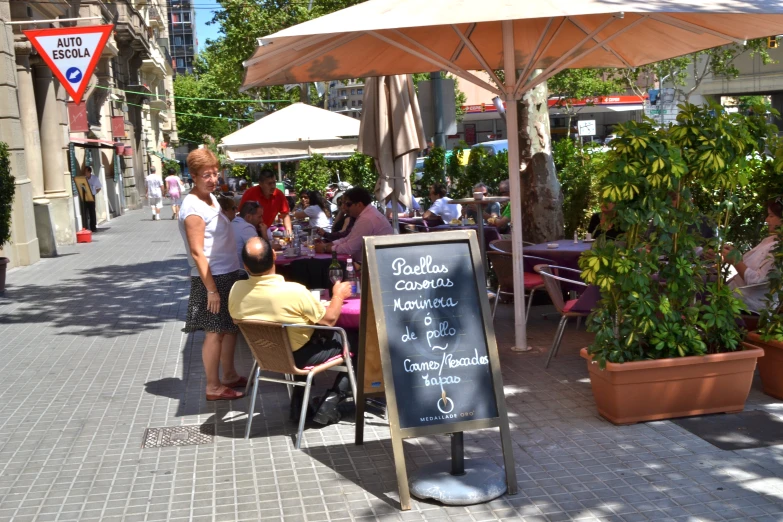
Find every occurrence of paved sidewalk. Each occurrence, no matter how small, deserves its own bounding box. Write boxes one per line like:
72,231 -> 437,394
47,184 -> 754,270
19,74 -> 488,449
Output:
1,209 -> 783,522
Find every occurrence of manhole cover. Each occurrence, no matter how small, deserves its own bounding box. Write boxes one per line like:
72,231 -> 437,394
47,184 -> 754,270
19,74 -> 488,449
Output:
142,425 -> 214,449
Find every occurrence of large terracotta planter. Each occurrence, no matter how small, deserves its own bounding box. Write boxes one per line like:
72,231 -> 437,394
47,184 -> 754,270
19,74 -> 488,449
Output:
746,332 -> 783,400
580,346 -> 763,425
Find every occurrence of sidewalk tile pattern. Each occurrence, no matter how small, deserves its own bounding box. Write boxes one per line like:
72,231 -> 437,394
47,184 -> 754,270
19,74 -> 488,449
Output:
1,209 -> 782,521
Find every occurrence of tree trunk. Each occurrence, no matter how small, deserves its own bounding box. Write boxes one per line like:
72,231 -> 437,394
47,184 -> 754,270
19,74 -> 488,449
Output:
516,73 -> 564,243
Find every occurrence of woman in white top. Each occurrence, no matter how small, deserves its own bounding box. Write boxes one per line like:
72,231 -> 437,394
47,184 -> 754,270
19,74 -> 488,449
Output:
294,190 -> 332,230
179,149 -> 246,402
725,199 -> 782,312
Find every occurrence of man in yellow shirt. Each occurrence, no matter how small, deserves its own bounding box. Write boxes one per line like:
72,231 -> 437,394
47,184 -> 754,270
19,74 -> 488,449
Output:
229,236 -> 353,424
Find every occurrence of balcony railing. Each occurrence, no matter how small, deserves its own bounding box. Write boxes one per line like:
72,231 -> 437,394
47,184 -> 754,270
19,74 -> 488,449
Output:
149,6 -> 163,23
171,44 -> 194,56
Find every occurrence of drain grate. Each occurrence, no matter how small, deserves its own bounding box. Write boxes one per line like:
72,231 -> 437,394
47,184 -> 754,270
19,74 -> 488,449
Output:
142,424 -> 215,448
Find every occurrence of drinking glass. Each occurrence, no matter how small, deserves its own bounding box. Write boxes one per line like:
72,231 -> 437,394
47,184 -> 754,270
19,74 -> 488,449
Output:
329,267 -> 343,284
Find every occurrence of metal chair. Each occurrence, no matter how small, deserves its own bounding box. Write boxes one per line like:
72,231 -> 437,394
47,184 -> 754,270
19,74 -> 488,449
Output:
235,320 -> 357,449
486,251 -> 553,322
535,265 -> 591,368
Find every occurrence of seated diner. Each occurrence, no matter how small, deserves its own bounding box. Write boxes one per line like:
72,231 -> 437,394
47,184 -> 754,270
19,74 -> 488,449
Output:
314,187 -> 393,259
725,198 -> 781,312
229,236 -> 355,425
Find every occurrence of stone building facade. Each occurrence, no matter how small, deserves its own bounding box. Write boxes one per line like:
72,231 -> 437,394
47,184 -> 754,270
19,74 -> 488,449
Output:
1,0 -> 177,269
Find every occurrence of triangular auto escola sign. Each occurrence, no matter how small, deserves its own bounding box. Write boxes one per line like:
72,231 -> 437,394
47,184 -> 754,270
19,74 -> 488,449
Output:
23,25 -> 114,105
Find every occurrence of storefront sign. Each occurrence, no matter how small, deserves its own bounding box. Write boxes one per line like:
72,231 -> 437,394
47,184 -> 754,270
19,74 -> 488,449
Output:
111,116 -> 126,139
67,102 -> 89,132
23,25 -> 114,104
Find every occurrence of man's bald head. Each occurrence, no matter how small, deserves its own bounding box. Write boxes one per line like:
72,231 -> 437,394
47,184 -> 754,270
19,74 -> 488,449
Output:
242,236 -> 274,275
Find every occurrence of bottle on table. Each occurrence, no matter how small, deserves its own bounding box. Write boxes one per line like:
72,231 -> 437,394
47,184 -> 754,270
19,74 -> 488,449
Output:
345,256 -> 358,297
328,251 -> 343,284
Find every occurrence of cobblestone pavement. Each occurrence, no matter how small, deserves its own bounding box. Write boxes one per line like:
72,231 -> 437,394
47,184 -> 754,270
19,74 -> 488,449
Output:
1,209 -> 783,522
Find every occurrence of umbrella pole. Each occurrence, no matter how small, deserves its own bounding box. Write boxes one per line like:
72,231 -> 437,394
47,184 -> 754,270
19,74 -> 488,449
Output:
502,20 -> 529,353
391,190 -> 400,235
277,162 -> 282,182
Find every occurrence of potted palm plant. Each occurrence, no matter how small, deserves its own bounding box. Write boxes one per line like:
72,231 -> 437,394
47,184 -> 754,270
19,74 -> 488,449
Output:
578,103 -> 773,424
0,142 -> 15,293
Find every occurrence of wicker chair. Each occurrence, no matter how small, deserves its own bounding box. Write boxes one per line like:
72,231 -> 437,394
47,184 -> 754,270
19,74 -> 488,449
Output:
235,320 -> 357,449
486,251 -> 553,322
535,265 -> 592,368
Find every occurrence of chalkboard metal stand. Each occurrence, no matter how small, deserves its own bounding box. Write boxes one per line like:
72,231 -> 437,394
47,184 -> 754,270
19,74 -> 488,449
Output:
356,231 -> 517,511
451,433 -> 465,475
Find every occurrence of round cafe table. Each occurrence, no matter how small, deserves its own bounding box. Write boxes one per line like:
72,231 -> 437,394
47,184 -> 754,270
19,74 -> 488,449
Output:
440,196 -> 509,279
524,239 -> 592,271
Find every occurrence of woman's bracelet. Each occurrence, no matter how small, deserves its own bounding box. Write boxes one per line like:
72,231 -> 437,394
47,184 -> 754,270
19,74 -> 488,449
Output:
207,290 -> 218,294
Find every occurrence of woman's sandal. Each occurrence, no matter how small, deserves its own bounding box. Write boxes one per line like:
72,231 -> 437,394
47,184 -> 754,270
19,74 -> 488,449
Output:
223,376 -> 248,388
206,388 -> 245,401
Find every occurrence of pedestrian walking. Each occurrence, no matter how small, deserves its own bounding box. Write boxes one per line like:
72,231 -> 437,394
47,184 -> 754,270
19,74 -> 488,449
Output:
83,166 -> 102,232
145,166 -> 164,221
178,149 -> 246,401
164,168 -> 184,220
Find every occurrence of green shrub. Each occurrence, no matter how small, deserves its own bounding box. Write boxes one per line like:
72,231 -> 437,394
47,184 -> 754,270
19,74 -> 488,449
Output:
452,146 -> 507,198
0,142 -> 14,250
340,152 -> 377,190
295,154 -> 335,194
554,139 -> 605,237
163,158 -> 181,174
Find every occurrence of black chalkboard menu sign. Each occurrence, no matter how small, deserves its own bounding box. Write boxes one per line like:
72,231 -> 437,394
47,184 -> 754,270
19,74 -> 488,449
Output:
355,231 -> 516,511
374,241 -> 498,429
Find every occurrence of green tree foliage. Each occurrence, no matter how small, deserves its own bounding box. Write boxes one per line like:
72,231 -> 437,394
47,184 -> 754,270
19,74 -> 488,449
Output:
619,40 -> 776,103
162,158 -> 181,175
547,69 -> 626,132
0,142 -> 14,249
295,154 -> 335,194
553,139 -> 605,237
736,95 -> 771,114
580,102 -> 780,367
340,152 -> 376,190
175,0 -> 364,146
228,164 -> 249,179
173,73 -> 234,145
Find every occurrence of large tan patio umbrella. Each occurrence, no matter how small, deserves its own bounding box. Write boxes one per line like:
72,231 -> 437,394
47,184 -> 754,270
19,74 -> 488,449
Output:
359,75 -> 426,234
241,0 -> 783,352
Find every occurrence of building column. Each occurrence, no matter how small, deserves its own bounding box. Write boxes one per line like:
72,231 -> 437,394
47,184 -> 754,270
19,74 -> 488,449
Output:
0,0 -> 39,267
34,64 -> 75,245
15,43 -> 58,257
14,41 -> 45,201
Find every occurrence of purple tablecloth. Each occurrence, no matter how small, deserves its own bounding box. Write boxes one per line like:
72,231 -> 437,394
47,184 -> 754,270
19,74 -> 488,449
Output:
274,253 -> 348,266
525,239 -> 593,271
335,298 -> 361,330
